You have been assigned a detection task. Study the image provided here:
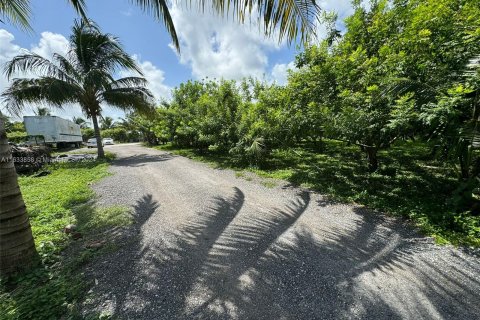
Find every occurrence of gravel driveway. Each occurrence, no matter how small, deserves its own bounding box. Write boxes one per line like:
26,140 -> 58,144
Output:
84,143 -> 480,319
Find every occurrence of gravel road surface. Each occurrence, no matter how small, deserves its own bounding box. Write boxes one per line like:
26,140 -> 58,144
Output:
84,143 -> 480,319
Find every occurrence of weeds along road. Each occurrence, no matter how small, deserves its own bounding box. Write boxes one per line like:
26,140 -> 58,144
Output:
84,143 -> 480,320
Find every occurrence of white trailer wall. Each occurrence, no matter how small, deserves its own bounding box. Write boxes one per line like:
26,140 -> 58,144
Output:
24,116 -> 82,144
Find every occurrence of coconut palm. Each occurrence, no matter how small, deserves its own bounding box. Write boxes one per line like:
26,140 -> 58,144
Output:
0,119 -> 37,275
100,116 -> 115,130
72,116 -> 90,128
1,0 -> 321,51
34,107 -> 51,116
2,20 -> 155,159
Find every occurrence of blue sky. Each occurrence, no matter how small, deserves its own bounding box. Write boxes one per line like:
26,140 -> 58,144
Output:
0,0 -> 354,120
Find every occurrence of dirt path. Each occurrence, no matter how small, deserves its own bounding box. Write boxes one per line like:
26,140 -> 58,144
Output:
84,143 -> 480,319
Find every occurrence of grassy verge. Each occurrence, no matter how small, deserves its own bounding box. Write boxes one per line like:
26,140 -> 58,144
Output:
155,140 -> 480,247
0,154 -> 132,320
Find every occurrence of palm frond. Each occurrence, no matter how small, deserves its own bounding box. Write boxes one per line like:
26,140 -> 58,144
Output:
380,77 -> 440,103
83,69 -> 115,93
132,0 -> 180,52
109,77 -> 148,89
102,87 -> 155,115
1,77 -> 83,116
200,0 -> 321,44
70,20 -> 143,75
67,0 -> 88,21
0,0 -> 32,31
53,53 -> 82,81
4,53 -> 77,83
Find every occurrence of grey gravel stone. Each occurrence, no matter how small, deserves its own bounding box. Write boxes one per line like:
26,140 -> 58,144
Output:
82,143 -> 480,320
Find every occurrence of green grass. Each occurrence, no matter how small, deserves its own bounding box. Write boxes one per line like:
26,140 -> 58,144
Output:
156,140 -> 480,247
0,156 -> 131,320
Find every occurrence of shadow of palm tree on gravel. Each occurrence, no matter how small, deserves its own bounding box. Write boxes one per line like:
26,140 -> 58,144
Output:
84,190 -> 480,320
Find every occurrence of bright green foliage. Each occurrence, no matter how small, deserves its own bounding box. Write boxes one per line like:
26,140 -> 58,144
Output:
3,118 -> 27,143
154,79 -> 297,165
81,127 -> 95,141
158,79 -> 243,150
100,127 -> 128,142
292,0 -> 480,171
18,162 -> 110,255
127,111 -> 161,145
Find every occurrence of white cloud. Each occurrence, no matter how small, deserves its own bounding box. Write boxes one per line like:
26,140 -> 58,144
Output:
0,30 -> 85,120
271,61 -> 296,85
168,2 -> 358,82
31,31 -> 69,59
120,55 -> 171,103
169,4 -> 281,81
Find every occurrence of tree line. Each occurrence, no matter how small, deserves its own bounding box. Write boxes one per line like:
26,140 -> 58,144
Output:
136,0 -> 479,209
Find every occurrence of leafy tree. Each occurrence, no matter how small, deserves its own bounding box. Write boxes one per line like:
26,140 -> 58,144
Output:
0,113 -> 26,143
81,127 -> 95,141
2,20 -> 155,159
126,111 -> 160,145
101,127 -> 128,142
289,0 -> 480,170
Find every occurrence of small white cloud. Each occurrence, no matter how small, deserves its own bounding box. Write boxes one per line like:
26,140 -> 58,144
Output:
271,61 -> 296,85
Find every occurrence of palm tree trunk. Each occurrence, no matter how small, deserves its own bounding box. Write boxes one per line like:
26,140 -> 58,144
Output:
91,114 -> 105,159
0,119 -> 37,275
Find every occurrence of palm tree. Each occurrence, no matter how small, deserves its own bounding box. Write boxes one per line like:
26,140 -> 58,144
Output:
72,116 -> 89,128
34,107 -> 51,116
2,20 -> 155,159
0,119 -> 37,275
100,116 -> 115,130
1,0 -> 321,51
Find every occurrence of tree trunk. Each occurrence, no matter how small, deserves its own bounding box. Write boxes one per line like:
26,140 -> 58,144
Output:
365,146 -> 378,172
0,119 -> 37,275
91,114 -> 105,159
